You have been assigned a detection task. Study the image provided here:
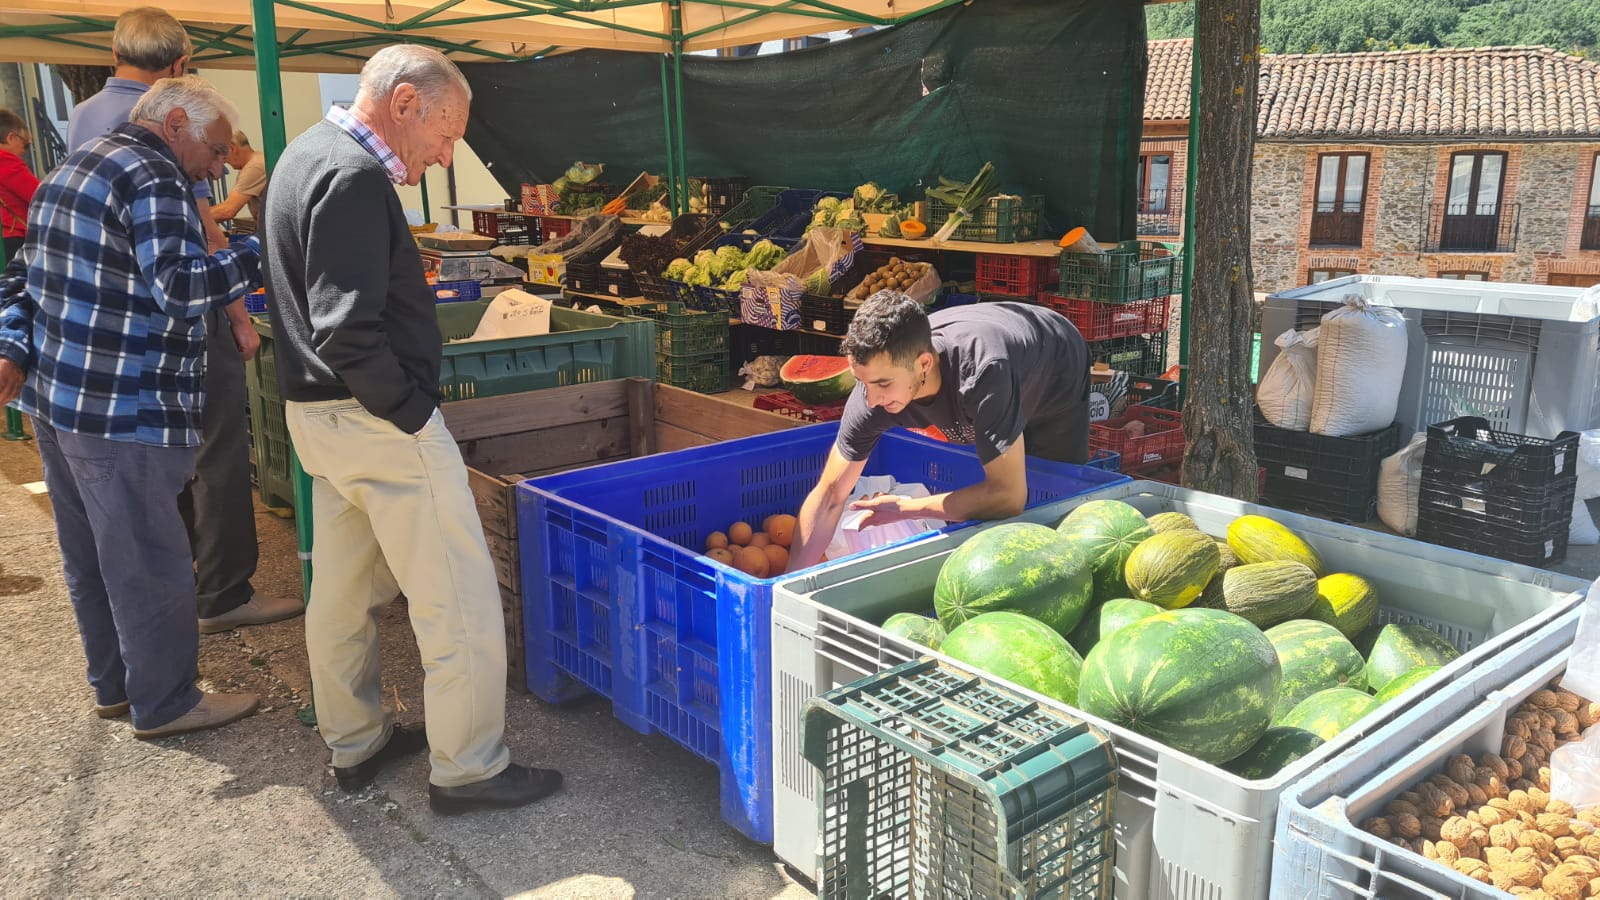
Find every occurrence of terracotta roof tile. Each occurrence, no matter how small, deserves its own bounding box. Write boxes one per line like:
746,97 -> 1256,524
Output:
1145,41 -> 1600,140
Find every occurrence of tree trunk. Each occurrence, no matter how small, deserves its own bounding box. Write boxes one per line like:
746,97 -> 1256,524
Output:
58,66 -> 112,105
1182,0 -> 1260,500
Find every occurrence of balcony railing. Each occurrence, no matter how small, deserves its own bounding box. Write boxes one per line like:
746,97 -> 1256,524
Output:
1583,206 -> 1600,251
1422,201 -> 1521,253
1137,189 -> 1183,236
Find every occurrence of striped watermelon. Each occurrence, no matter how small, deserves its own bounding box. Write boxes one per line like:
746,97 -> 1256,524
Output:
882,612 -> 947,650
1057,500 -> 1154,602
934,523 -> 1093,636
1078,608 -> 1281,764
1365,624 -> 1461,694
1264,620 -> 1368,724
1224,726 -> 1326,780
1067,598 -> 1164,655
1278,687 -> 1379,740
1373,665 -> 1441,704
941,611 -> 1084,704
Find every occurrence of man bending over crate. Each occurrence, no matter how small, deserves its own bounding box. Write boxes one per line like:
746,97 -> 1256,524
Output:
261,45 -> 560,814
789,292 -> 1090,570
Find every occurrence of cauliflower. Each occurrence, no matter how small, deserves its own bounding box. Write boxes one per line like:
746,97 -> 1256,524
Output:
816,197 -> 842,214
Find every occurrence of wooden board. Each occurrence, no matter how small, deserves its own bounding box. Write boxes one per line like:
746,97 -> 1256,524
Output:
654,384 -> 801,444
443,380 -> 633,442
863,235 -> 1066,258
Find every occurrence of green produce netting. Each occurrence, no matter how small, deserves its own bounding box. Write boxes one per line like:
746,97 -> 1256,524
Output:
460,0 -> 1147,241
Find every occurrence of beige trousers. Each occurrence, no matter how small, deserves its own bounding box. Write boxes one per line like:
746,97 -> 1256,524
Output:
285,398 -> 510,788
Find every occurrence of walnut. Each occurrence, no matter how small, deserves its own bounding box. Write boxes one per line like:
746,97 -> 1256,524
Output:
1541,711 -> 1560,730
1479,771 -> 1510,798
1551,799 -> 1579,819
1508,757 -> 1527,781
1495,823 -> 1524,849
1512,790 -> 1536,813
1491,868 -> 1520,891
1557,835 -> 1583,858
1581,810 -> 1600,828
1514,846 -> 1543,863
1507,733 -> 1531,759
1518,829 -> 1557,856
1513,779 -> 1538,795
1418,783 -> 1455,817
1481,805 -> 1510,826
1422,838 -> 1440,860
1533,690 -> 1561,709
1487,846 -> 1515,867
1543,862 -> 1587,900
1530,787 -> 1552,811
1361,816 -> 1393,839
1579,703 -> 1600,730
1395,813 -> 1423,839
1450,753 -> 1480,784
1540,813 -> 1574,837
1467,782 -> 1491,806
1459,838 -> 1484,860
1509,859 -> 1547,887
1419,816 -> 1445,841
1519,809 -> 1539,826
1441,816 -> 1475,846
1456,854 -> 1492,877
1387,798 -> 1423,818
1565,854 -> 1600,877
1555,691 -> 1584,714
1511,717 -> 1535,740
1492,798 -> 1518,813
1554,710 -> 1580,735
1569,819 -> 1594,838
1582,833 -> 1600,858
1484,754 -> 1514,780
1473,826 -> 1491,848
1538,767 -> 1553,792
1538,731 -> 1559,753
1436,839 -> 1462,865
1430,775 -> 1472,809
1592,877 -> 1600,899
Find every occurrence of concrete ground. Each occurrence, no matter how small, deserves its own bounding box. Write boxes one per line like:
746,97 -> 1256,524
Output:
0,421 -> 812,899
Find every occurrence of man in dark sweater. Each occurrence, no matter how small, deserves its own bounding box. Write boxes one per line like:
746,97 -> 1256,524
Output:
262,45 -> 561,814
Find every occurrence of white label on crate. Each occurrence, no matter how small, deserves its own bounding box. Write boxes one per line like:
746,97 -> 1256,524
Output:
1556,450 -> 1567,476
1088,391 -> 1111,423
1547,539 -> 1556,557
811,319 -> 827,332
1481,462 -> 1498,476
1283,466 -> 1309,481
1464,497 -> 1487,514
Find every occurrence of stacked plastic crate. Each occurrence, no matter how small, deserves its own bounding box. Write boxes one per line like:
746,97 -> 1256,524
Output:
651,302 -> 730,393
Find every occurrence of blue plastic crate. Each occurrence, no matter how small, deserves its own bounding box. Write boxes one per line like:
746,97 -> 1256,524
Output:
434,279 -> 482,303
517,424 -> 1128,843
1085,448 -> 1121,472
244,290 -> 267,314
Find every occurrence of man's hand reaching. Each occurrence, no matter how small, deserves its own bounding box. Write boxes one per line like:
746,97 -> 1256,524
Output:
0,357 -> 25,406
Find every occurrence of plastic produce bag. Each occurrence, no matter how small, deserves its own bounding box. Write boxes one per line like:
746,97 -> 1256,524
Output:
1256,327 -> 1319,431
825,475 -> 944,560
1561,579 -> 1600,706
461,289 -> 551,342
1573,499 -> 1599,546
1376,432 -> 1428,537
1552,725 -> 1600,811
1310,294 -> 1408,437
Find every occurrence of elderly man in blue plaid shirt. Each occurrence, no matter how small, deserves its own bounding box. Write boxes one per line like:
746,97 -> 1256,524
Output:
0,76 -> 263,739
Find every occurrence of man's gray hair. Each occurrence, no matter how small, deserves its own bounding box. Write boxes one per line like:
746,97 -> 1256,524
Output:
113,8 -> 194,72
129,76 -> 241,140
355,44 -> 471,113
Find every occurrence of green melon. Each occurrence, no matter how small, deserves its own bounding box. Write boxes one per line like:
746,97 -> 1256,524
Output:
1278,687 -> 1379,740
1373,665 -> 1441,704
1148,511 -> 1201,534
942,611 -> 1084,704
881,612 -> 947,650
1078,607 -> 1281,764
780,355 -> 857,403
933,523 -> 1093,636
1365,625 -> 1461,694
1307,573 -> 1378,641
1221,561 -> 1320,629
1227,515 -> 1325,577
1223,726 -> 1327,780
1264,619 -> 1368,724
1057,500 -> 1154,602
1123,529 -> 1221,610
1067,598 -> 1164,656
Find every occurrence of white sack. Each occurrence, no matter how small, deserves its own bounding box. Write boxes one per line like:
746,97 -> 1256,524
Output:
1376,432 -> 1428,537
1310,294 -> 1408,437
1256,327 -> 1319,431
1572,499 -> 1599,546
462,289 -> 551,342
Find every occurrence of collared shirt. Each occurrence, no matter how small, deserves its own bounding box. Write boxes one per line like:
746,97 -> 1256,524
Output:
0,122 -> 259,447
325,105 -> 407,185
67,77 -> 212,200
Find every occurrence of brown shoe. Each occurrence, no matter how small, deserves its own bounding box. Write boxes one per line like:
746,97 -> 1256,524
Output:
199,595 -> 304,634
94,700 -> 130,719
133,692 -> 260,739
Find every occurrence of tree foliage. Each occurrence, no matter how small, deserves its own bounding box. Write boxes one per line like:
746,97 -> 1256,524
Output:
1147,0 -> 1599,55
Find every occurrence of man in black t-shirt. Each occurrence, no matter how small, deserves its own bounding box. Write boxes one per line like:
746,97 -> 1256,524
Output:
788,291 -> 1091,570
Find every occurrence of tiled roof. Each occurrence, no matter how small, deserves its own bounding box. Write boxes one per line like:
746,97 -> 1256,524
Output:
1145,40 -> 1600,140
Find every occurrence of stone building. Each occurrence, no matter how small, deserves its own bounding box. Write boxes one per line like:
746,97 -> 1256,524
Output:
1142,39 -> 1600,291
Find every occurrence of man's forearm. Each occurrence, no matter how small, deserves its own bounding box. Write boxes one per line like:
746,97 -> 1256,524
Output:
903,479 -> 1025,523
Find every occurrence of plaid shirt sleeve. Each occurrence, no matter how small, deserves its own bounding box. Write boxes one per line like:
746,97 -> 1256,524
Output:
0,249 -> 32,370
128,169 -> 259,319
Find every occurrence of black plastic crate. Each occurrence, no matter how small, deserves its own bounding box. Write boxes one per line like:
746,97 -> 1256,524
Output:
1087,333 -> 1169,379
1254,417 -> 1402,523
599,267 -> 637,298
564,260 -> 602,295
698,176 -> 750,218
728,323 -> 843,375
798,294 -> 852,335
1421,416 -> 1580,487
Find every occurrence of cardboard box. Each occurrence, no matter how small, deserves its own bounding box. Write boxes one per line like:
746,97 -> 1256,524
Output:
521,183 -> 559,215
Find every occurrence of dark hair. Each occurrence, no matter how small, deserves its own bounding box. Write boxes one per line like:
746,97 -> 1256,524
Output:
0,109 -> 25,142
840,290 -> 933,366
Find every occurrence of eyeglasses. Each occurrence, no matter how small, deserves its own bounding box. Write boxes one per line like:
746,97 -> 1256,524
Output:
209,143 -> 229,159
6,133 -> 29,150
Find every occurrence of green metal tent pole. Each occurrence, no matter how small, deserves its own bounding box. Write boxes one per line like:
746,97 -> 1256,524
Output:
1178,34 -> 1199,406
670,0 -> 688,218
420,175 -> 433,223
659,55 -> 679,215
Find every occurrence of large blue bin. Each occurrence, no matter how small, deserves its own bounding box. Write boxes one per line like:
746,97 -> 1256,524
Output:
516,423 -> 1127,843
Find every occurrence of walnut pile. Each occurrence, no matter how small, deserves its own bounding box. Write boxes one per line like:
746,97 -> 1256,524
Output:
1356,680 -> 1600,899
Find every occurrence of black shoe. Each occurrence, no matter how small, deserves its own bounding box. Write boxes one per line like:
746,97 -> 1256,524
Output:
428,764 -> 564,815
334,724 -> 429,791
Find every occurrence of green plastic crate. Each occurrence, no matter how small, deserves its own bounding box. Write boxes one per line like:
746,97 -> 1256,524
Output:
1058,240 -> 1181,303
801,659 -> 1118,899
716,185 -> 787,233
654,349 -> 728,393
651,302 -> 729,357
244,302 -> 655,510
924,194 -> 1044,243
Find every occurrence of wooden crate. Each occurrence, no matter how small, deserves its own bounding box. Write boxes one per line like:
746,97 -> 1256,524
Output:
442,377 -> 801,692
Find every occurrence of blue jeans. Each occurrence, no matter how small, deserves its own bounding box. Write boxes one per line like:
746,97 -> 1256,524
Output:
33,420 -> 204,729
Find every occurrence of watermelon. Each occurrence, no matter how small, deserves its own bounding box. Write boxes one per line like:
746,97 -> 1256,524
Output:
1148,512 -> 1201,534
1278,687 -> 1379,740
1307,573 -> 1378,640
1264,620 -> 1368,724
1221,561 -> 1320,629
942,611 -> 1083,704
1078,607 -> 1281,764
1123,529 -> 1221,609
1227,515 -> 1325,577
780,355 -> 857,403
1224,726 -> 1326,780
882,612 -> 946,650
1373,665 -> 1441,704
1365,624 -> 1461,694
934,523 -> 1093,636
1067,598 -> 1164,655
1057,500 -> 1154,602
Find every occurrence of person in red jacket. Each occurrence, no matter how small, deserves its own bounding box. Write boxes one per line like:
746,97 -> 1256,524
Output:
0,109 -> 38,262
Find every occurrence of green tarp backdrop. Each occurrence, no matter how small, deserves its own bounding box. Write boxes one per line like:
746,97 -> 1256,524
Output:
461,0 -> 1147,240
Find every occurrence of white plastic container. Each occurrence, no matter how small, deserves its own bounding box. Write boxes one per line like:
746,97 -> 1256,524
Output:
1272,613 -> 1578,899
1261,275 -> 1600,439
770,481 -> 1588,900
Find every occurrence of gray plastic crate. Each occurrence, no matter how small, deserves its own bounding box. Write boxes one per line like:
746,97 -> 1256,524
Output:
769,480 -> 1587,900
1272,612 -> 1579,899
1260,275 -> 1600,439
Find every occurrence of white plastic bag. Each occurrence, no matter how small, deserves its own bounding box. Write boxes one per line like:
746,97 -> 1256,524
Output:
1310,294 -> 1408,437
462,289 -> 551,341
1256,327 -> 1319,431
1573,499 -> 1599,546
1562,579 -> 1600,703
1376,432 -> 1428,537
1552,726 -> 1600,811
825,475 -> 944,560
1577,430 -> 1600,501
